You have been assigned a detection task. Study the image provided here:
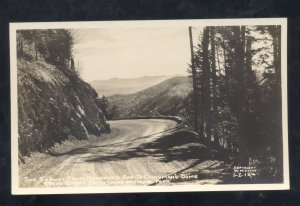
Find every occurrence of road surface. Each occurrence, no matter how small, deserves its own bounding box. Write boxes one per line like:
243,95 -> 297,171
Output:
20,119 -> 222,187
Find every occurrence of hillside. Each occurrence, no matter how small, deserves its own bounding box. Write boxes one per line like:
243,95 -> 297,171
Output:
90,75 -> 177,96
108,76 -> 193,120
18,58 -> 110,156
17,30 -> 110,156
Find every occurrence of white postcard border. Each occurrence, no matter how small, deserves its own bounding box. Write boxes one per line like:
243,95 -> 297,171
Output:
10,18 -> 289,194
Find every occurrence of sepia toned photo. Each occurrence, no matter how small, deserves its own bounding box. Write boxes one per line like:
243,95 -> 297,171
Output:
10,19 -> 289,194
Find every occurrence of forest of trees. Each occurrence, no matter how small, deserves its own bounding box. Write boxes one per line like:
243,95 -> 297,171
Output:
188,25 -> 282,180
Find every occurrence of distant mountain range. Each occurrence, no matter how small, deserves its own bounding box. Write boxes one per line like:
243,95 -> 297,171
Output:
90,75 -> 181,97
108,76 -> 193,119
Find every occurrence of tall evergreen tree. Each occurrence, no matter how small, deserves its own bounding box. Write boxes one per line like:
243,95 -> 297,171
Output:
190,25 -> 282,168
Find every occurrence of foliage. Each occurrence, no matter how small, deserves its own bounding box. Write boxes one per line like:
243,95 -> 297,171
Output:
17,29 -> 75,70
97,95 -> 118,120
188,25 -> 282,180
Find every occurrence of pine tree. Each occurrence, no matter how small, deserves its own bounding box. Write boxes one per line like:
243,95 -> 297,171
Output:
97,95 -> 109,118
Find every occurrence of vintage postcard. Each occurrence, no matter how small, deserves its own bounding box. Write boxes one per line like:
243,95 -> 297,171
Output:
10,18 -> 289,194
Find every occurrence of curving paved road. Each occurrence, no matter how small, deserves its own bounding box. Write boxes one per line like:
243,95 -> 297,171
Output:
20,119 -> 186,187
20,119 -> 221,188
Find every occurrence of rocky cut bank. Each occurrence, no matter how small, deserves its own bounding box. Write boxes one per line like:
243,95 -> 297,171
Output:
16,29 -> 110,156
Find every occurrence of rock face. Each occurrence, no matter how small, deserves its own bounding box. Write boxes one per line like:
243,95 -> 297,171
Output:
18,58 -> 110,155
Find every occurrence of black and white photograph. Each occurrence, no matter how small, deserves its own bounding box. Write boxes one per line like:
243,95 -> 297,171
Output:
10,19 -> 289,194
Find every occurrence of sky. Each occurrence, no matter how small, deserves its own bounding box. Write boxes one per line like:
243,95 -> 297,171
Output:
72,27 -> 201,82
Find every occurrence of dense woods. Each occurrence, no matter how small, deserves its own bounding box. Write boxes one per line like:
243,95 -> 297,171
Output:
17,29 -> 74,69
188,25 -> 282,180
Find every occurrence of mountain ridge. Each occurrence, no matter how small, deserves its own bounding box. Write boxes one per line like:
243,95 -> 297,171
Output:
108,76 -> 193,121
90,75 -> 186,96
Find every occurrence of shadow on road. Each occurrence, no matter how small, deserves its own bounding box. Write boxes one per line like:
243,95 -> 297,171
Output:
46,127 -> 232,184
47,125 -> 184,157
85,129 -> 211,163
84,128 -> 231,184
148,159 -> 226,185
48,145 -> 100,156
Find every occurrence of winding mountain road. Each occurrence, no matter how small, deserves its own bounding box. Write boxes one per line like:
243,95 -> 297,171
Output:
20,119 -> 221,187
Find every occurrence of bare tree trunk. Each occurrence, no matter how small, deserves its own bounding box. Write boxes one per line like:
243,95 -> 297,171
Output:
20,38 -> 23,54
233,26 -> 248,164
188,27 -> 199,133
245,38 -> 252,72
202,27 -> 211,142
209,27 -> 219,147
35,42 -> 38,61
